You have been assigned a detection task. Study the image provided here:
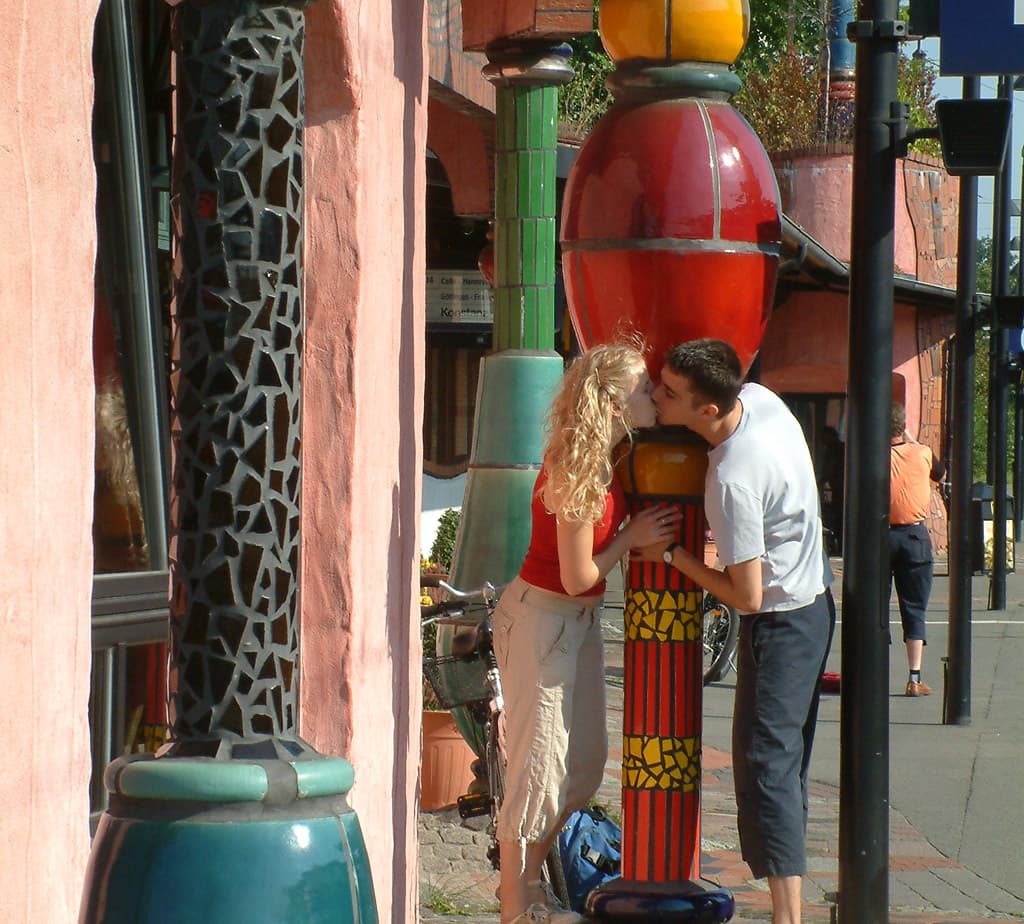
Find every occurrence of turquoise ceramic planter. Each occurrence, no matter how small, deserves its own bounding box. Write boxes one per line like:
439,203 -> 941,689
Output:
80,755 -> 377,924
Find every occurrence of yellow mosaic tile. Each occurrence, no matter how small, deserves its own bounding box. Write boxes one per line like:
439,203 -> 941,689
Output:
622,733 -> 701,791
624,588 -> 702,642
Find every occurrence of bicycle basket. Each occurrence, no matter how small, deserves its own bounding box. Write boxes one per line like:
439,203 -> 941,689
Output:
423,653 -> 489,709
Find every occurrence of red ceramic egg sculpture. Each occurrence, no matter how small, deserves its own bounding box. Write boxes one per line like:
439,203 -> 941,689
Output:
561,98 -> 781,375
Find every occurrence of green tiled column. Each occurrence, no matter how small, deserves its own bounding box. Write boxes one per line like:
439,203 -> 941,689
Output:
443,44 -> 574,754
492,80 -> 560,351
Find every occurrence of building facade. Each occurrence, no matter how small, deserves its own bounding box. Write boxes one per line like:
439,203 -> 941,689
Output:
1,3 -> 959,923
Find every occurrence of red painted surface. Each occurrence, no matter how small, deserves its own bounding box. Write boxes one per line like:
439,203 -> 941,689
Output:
427,95 -> 494,217
561,99 -> 780,373
303,3 -> 427,920
614,453 -> 710,883
1,1 -> 98,919
773,148 -> 958,286
462,0 -> 593,49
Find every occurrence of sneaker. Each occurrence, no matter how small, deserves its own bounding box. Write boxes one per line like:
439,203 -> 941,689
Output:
510,905 -> 583,924
905,679 -> 932,696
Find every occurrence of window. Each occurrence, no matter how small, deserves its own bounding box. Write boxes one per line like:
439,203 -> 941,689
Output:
423,337 -> 488,475
89,0 -> 172,824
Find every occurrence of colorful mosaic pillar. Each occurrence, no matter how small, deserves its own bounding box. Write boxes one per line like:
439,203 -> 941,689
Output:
79,3 -> 377,922
561,1 -> 781,919
616,433 -> 710,883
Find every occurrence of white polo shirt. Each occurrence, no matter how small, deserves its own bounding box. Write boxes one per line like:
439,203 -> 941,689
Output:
704,383 -> 825,613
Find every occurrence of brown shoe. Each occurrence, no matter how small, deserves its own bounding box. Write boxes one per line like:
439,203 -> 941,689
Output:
905,679 -> 932,696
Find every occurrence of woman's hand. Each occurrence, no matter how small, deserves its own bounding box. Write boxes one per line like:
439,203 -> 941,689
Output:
623,505 -> 682,550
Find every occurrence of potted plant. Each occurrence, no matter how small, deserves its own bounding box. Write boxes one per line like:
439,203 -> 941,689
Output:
420,534 -> 475,811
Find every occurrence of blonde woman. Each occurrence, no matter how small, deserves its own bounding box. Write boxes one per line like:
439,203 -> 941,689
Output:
493,343 -> 680,924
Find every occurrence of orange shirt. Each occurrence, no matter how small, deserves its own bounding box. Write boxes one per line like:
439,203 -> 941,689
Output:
890,441 -> 938,525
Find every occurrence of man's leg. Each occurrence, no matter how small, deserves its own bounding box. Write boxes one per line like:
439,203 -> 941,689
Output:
905,637 -> 924,672
733,596 -> 831,919
892,525 -> 933,693
767,876 -> 803,924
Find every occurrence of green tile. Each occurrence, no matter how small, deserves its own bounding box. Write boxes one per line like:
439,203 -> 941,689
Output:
540,87 -> 558,148
543,153 -> 557,215
521,221 -> 537,285
516,88 -> 532,149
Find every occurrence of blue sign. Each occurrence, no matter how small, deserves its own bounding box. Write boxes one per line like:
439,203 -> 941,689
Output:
940,0 -> 1024,75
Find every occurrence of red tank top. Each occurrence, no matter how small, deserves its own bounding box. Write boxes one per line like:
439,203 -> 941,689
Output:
518,466 -> 628,596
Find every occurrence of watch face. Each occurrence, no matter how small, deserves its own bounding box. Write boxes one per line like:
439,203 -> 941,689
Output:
663,546 -> 674,564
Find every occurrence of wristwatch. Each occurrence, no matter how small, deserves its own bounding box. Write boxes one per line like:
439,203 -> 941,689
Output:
662,542 -> 681,565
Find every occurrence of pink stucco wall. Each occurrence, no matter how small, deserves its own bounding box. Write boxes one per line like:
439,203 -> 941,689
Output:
0,1 -> 98,921
775,150 -> 958,287
301,4 -> 427,921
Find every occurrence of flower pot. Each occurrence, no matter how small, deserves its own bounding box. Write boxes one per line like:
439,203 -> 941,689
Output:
420,710 -> 475,811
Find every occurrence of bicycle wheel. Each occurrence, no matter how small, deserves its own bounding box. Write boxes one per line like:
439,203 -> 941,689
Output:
543,839 -> 570,910
703,595 -> 739,685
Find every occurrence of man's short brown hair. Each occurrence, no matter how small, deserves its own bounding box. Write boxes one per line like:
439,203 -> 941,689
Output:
664,338 -> 743,417
891,402 -> 906,439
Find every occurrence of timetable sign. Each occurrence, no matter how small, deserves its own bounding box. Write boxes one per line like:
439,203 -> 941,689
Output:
940,0 -> 1024,75
425,270 -> 494,324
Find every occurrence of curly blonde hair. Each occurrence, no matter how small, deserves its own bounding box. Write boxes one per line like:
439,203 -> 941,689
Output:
540,343 -> 648,523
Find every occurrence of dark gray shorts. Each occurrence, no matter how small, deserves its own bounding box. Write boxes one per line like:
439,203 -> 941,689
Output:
888,522 -> 933,642
732,592 -> 835,879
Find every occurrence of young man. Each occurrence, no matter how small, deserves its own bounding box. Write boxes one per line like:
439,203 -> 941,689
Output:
889,402 -> 945,696
638,338 -> 834,924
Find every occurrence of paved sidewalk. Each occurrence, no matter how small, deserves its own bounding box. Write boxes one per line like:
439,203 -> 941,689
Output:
420,551 -> 1024,923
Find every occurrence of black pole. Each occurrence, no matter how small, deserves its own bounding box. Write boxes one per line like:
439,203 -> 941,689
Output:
945,78 -> 980,727
1016,148 -> 1023,542
1017,144 -> 1024,542
991,77 -> 1012,609
1016,375 -> 1023,541
839,2 -> 896,921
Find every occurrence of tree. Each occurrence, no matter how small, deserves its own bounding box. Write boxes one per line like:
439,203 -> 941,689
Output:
558,0 -> 939,155
559,22 -> 613,140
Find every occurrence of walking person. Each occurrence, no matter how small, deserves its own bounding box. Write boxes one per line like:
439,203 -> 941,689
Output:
889,402 -> 945,697
493,343 -> 680,924
639,338 -> 833,924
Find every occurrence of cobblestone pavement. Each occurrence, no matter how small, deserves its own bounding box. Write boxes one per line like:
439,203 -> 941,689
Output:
419,562 -> 1024,923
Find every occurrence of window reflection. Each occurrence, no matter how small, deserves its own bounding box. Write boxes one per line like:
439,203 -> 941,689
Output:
94,375 -> 150,573
88,0 -> 172,823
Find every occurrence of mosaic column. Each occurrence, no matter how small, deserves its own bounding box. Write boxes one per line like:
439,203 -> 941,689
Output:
79,3 -> 377,921
561,1 -> 780,919
446,43 -> 574,752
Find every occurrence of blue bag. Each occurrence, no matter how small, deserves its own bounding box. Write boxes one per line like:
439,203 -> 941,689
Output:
557,805 -> 622,911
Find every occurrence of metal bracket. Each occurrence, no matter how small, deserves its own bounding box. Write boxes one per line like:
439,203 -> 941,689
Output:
847,19 -> 908,41
889,100 -> 941,157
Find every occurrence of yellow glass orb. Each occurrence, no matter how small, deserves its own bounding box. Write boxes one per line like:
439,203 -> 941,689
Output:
599,0 -> 750,66
616,440 -> 708,497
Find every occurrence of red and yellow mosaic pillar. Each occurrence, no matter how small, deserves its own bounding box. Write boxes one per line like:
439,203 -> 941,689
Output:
617,434 -> 708,883
560,1 -> 780,919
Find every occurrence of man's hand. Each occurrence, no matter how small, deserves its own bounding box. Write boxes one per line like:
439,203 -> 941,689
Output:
636,540 -> 672,563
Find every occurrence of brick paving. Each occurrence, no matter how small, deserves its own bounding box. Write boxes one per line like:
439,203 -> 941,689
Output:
419,565 -> 1024,923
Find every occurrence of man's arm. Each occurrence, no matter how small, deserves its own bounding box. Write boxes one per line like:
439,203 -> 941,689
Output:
635,542 -> 763,612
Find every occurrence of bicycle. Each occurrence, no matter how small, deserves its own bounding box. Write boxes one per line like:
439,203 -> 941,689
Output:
420,578 -> 569,907
702,591 -> 739,685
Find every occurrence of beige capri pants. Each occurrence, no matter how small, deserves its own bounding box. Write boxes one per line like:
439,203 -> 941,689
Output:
492,575 -> 608,847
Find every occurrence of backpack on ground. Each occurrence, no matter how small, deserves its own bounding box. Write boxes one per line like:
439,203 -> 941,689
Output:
556,804 -> 621,911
